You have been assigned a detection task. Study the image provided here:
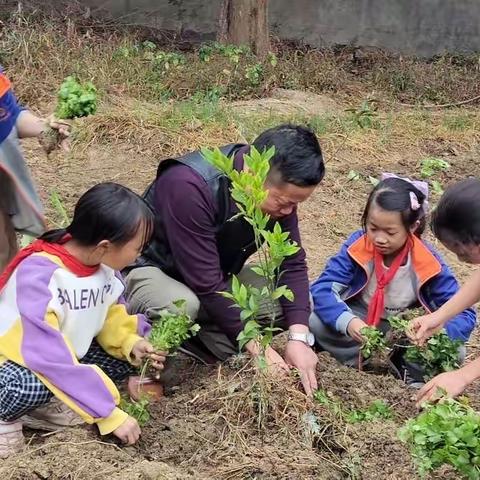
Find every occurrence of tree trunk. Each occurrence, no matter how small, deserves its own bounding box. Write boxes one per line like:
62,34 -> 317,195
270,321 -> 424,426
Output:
217,0 -> 270,58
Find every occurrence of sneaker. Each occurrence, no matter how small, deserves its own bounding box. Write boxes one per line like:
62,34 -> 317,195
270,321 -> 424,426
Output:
0,419 -> 24,458
21,398 -> 84,431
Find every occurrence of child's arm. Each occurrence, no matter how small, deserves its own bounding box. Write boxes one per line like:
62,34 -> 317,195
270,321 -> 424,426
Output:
416,356 -> 480,406
16,110 -> 70,148
310,231 -> 364,335
95,299 -> 152,361
15,110 -> 47,138
408,269 -> 480,344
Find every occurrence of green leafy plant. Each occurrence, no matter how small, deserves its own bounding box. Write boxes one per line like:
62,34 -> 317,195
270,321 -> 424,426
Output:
202,146 -> 299,365
346,100 -> 379,129
198,42 -> 249,64
404,331 -> 462,379
50,190 -> 70,228
431,179 -> 444,195
360,326 -> 387,359
347,169 -> 361,181
142,40 -> 157,51
387,314 -> 410,333
245,63 -> 264,86
120,396 -> 150,426
347,399 -> 393,423
314,390 -> 393,424
130,299 -> 200,424
149,299 -> 200,353
41,76 -> 96,152
387,313 -> 462,380
313,389 -> 345,419
267,52 -> 278,67
399,398 -> 480,478
346,170 -> 379,186
198,44 -> 215,62
152,51 -> 186,72
55,76 -> 97,120
420,157 -> 450,178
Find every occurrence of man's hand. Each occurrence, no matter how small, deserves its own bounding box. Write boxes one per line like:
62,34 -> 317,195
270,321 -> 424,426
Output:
265,346 -> 291,374
17,110 -> 70,152
416,371 -> 468,407
406,313 -> 445,346
113,416 -> 141,445
245,341 -> 290,374
131,339 -> 166,371
284,340 -> 318,397
347,317 -> 368,343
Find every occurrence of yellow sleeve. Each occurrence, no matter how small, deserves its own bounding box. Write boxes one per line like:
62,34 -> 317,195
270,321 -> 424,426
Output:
96,303 -> 150,363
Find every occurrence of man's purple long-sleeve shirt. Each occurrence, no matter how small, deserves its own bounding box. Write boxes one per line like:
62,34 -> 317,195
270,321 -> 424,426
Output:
154,152 -> 310,341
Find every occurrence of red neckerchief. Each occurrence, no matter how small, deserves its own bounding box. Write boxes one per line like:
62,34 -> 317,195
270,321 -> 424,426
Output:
0,234 -> 99,290
365,236 -> 413,327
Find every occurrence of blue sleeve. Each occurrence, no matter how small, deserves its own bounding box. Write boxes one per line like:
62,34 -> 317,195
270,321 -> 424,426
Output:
424,245 -> 476,342
0,67 -> 24,142
310,230 -> 365,334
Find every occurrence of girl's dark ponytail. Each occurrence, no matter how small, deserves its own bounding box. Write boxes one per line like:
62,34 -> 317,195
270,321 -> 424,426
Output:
39,228 -> 69,243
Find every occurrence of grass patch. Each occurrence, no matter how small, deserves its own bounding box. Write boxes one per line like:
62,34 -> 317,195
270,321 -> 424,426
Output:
2,8 -> 480,111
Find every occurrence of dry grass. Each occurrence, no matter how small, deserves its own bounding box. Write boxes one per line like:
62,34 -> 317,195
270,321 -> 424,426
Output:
141,356 -> 350,480
2,5 -> 480,111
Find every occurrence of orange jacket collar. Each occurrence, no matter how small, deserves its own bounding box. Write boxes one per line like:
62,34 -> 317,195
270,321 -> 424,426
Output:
0,73 -> 11,98
347,233 -> 442,285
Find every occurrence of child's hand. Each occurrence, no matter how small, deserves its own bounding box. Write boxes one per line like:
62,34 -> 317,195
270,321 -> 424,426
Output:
416,371 -> 468,407
406,313 -> 445,346
131,339 -> 166,370
46,114 -> 71,152
113,416 -> 141,445
347,317 -> 368,343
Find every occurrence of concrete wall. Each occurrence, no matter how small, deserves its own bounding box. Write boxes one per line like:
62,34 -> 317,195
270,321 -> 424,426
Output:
81,0 -> 480,56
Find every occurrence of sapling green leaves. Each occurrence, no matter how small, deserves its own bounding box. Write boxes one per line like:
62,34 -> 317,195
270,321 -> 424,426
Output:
202,146 -> 299,360
360,326 -> 387,359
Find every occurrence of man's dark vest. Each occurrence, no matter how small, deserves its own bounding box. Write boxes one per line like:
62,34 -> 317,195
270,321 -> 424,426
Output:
131,144 -> 269,282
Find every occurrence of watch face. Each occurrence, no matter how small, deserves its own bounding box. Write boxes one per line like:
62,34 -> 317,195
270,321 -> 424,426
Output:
307,333 -> 315,346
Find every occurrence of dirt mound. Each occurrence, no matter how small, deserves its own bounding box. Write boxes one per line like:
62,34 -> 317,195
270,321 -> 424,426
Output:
0,428 -> 200,480
231,88 -> 341,117
1,348 -> 426,480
